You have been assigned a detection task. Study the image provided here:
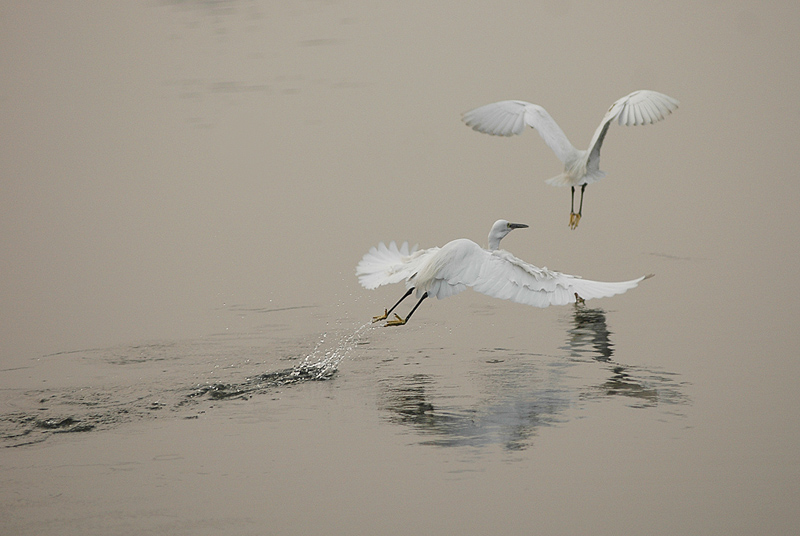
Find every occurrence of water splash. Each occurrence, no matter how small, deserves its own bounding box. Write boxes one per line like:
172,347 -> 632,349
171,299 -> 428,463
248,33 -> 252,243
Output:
289,321 -> 373,381
1,322 -> 377,446
189,321 -> 375,400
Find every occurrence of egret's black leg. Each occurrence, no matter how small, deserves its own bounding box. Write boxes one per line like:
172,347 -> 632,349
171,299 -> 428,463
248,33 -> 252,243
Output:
387,287 -> 415,316
570,184 -> 587,230
570,186 -> 576,214
372,287 -> 414,322
569,186 -> 576,228
385,292 -> 428,326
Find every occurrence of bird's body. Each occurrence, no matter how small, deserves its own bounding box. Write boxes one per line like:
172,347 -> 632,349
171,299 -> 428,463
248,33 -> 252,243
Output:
357,220 -> 650,325
462,90 -> 679,228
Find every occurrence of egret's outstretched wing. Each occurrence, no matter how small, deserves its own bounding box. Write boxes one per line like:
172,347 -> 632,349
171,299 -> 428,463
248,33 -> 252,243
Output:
356,241 -> 439,290
586,90 -> 679,174
462,100 -> 578,164
419,240 -> 647,307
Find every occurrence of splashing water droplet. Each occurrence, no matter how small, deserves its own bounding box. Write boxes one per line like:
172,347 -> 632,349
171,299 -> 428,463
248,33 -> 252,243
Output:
292,322 -> 373,380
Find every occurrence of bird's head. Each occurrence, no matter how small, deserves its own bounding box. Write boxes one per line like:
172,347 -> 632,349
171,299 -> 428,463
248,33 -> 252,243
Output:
488,219 -> 528,251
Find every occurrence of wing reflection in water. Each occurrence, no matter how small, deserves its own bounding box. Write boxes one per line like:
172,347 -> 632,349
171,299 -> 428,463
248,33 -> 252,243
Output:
378,305 -> 688,450
379,369 -> 571,451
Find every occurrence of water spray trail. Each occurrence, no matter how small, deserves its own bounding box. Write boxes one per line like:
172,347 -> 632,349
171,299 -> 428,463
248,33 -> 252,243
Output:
291,321 -> 374,380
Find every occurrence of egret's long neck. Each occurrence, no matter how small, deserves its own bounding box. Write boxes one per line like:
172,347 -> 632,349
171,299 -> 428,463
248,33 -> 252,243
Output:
487,233 -> 503,251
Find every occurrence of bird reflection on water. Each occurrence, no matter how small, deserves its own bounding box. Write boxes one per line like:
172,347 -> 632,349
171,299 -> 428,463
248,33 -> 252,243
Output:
565,304 -> 615,361
379,305 -> 687,450
565,303 -> 684,408
379,370 -> 570,451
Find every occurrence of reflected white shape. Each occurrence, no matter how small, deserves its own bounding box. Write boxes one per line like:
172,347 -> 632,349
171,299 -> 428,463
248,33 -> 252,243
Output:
379,370 -> 571,450
462,90 -> 679,228
377,305 -> 688,450
565,304 -> 615,362
357,219 -> 651,325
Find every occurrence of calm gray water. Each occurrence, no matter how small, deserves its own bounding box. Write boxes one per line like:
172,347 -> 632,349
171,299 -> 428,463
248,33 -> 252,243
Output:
2,2 -> 799,535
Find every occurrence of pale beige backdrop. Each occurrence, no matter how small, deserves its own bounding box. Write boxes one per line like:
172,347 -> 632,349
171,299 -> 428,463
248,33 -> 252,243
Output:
1,1 -> 798,535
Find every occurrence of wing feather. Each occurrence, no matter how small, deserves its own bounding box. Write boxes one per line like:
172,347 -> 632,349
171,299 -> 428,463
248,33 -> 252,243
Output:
416,240 -> 647,307
462,100 -> 579,163
586,90 -> 679,173
356,241 -> 437,290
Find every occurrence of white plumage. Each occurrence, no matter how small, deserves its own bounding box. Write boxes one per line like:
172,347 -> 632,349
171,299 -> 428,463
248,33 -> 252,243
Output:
462,90 -> 679,229
357,219 -> 650,326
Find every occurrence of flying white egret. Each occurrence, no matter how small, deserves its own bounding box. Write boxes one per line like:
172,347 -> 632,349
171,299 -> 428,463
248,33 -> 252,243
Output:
462,90 -> 679,229
356,219 -> 652,326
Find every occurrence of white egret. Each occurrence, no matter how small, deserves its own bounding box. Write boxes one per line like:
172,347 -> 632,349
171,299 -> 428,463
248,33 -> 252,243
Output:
462,90 -> 679,229
356,219 -> 652,326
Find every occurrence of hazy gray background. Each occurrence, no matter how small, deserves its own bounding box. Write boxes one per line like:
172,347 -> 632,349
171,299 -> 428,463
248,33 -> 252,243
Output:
3,1 -> 796,361
1,1 -> 799,535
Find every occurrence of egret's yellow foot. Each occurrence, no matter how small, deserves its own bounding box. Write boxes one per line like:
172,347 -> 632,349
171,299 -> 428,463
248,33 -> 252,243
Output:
569,212 -> 581,230
574,292 -> 585,305
372,309 -> 389,323
384,313 -> 407,327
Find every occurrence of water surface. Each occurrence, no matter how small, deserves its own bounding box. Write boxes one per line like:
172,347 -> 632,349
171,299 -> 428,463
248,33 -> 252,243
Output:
1,2 -> 799,535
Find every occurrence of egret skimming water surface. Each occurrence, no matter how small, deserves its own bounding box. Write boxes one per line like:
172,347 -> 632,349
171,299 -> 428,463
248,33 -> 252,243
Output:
357,219 -> 652,326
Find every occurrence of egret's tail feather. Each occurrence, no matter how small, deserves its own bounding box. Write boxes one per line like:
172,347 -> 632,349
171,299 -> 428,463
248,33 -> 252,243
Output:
545,169 -> 606,187
356,241 -> 418,290
544,173 -> 571,187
